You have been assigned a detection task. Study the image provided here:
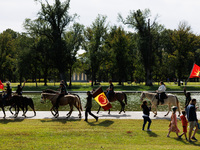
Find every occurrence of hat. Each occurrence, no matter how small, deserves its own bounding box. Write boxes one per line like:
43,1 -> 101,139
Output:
6,81 -> 10,85
171,106 -> 177,110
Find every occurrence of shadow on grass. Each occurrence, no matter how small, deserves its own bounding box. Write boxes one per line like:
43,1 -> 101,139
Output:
146,131 -> 158,137
40,118 -> 81,124
0,118 -> 25,124
86,120 -> 114,127
174,137 -> 200,146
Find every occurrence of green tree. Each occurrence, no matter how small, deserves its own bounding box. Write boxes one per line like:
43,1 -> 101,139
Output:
26,0 -> 76,83
119,9 -> 157,86
83,15 -> 108,86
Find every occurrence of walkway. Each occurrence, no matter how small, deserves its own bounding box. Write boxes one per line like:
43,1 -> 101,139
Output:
1,111 -> 200,120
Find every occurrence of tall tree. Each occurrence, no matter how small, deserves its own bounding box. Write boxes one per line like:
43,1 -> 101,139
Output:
170,22 -> 196,86
27,0 -> 76,83
119,9 -> 158,86
83,15 -> 108,86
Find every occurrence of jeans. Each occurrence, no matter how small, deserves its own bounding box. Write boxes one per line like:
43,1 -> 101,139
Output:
142,116 -> 152,130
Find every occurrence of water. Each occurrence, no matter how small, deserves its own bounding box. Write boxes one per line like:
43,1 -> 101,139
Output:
9,93 -> 200,112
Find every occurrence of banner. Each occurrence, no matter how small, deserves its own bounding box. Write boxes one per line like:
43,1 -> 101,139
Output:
0,80 -> 4,90
92,87 -> 112,111
189,63 -> 200,78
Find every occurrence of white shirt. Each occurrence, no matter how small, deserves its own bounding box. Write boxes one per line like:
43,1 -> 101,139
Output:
157,84 -> 166,93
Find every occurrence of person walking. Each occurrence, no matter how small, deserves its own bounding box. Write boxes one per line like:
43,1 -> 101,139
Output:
84,91 -> 98,122
141,100 -> 152,131
167,106 -> 180,137
187,99 -> 198,142
178,111 -> 188,140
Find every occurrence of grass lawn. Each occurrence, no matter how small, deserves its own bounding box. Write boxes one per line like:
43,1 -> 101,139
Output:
0,119 -> 199,150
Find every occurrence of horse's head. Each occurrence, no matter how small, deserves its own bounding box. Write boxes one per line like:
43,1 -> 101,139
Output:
41,93 -> 47,103
140,92 -> 146,101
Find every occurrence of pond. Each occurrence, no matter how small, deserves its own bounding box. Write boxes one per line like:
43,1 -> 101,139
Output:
8,92 -> 200,112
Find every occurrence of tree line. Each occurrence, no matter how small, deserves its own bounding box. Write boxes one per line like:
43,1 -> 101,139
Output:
0,0 -> 200,87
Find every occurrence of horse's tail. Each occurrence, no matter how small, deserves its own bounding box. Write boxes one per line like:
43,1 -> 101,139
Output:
75,94 -> 83,111
175,96 -> 181,114
123,92 -> 127,105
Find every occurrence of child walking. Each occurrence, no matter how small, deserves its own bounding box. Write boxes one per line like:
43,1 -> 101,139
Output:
141,101 -> 152,131
167,106 -> 180,137
179,111 -> 188,140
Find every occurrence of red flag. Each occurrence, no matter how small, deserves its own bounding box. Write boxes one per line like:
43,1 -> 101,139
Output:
93,87 -> 112,111
0,80 -> 4,90
189,64 -> 200,78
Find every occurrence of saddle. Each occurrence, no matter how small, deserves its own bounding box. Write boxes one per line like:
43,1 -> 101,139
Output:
155,93 -> 168,105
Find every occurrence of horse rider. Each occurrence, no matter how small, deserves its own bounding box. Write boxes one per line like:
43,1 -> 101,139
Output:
16,80 -> 26,96
55,81 -> 68,110
2,81 -> 12,106
156,81 -> 167,105
106,80 -> 114,101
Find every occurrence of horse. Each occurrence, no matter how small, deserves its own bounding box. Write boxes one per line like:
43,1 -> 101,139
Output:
0,94 -> 18,118
140,91 -> 181,117
41,92 -> 83,118
97,92 -> 127,114
10,95 -> 36,117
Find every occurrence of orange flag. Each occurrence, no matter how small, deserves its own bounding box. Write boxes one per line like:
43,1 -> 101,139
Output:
189,63 -> 200,78
0,80 -> 4,90
92,87 -> 112,111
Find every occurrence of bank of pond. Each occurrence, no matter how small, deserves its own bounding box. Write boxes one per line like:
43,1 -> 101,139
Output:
4,92 -> 200,112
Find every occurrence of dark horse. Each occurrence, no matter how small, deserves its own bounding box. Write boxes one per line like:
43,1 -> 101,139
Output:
10,95 -> 36,117
97,92 -> 127,114
0,94 -> 17,118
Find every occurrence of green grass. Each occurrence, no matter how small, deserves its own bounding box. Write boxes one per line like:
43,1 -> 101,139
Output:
0,119 -> 199,150
1,81 -> 200,92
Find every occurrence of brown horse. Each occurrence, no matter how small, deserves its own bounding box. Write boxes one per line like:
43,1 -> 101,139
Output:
41,92 -> 83,118
97,92 -> 127,114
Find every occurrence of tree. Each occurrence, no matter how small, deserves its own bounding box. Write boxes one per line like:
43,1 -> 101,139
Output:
83,15 -> 108,86
119,9 -> 158,86
64,23 -> 84,87
26,0 -> 76,83
169,22 -> 196,86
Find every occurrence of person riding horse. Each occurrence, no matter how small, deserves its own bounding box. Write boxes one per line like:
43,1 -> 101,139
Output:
106,80 -> 114,101
16,80 -> 26,96
156,81 -> 167,105
55,81 -> 68,110
2,81 -> 12,106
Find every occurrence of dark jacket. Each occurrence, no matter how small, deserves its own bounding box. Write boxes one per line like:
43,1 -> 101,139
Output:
85,94 -> 93,108
187,104 -> 197,121
142,105 -> 151,116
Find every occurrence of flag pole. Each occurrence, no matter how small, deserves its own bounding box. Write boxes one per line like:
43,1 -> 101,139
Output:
185,63 -> 195,85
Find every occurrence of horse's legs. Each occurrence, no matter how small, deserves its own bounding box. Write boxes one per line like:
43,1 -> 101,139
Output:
108,109 -> 110,114
50,106 -> 57,117
22,106 -> 28,117
152,104 -> 157,117
119,101 -> 125,114
1,106 -> 6,119
30,104 -> 36,116
74,104 -> 82,118
97,106 -> 101,114
66,104 -> 73,118
14,106 -> 19,118
165,104 -> 171,116
9,105 -> 13,115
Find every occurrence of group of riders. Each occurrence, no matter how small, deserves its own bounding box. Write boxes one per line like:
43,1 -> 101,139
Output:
1,79 -> 168,111
1,81 -> 26,106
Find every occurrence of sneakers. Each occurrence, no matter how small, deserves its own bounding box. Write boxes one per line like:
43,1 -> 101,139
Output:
178,135 -> 182,139
147,129 -> 152,132
191,136 -> 198,141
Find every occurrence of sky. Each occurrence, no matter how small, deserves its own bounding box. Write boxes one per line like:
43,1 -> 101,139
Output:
1,0 -> 200,34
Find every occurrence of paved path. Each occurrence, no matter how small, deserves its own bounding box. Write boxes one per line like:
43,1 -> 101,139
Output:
1,111 -> 200,120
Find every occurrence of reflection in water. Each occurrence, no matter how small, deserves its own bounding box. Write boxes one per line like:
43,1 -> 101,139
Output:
6,93 -> 200,112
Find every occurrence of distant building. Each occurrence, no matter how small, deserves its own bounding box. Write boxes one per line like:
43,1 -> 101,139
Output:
72,73 -> 88,82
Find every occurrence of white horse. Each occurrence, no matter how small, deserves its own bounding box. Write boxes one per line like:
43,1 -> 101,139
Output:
140,91 -> 181,117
